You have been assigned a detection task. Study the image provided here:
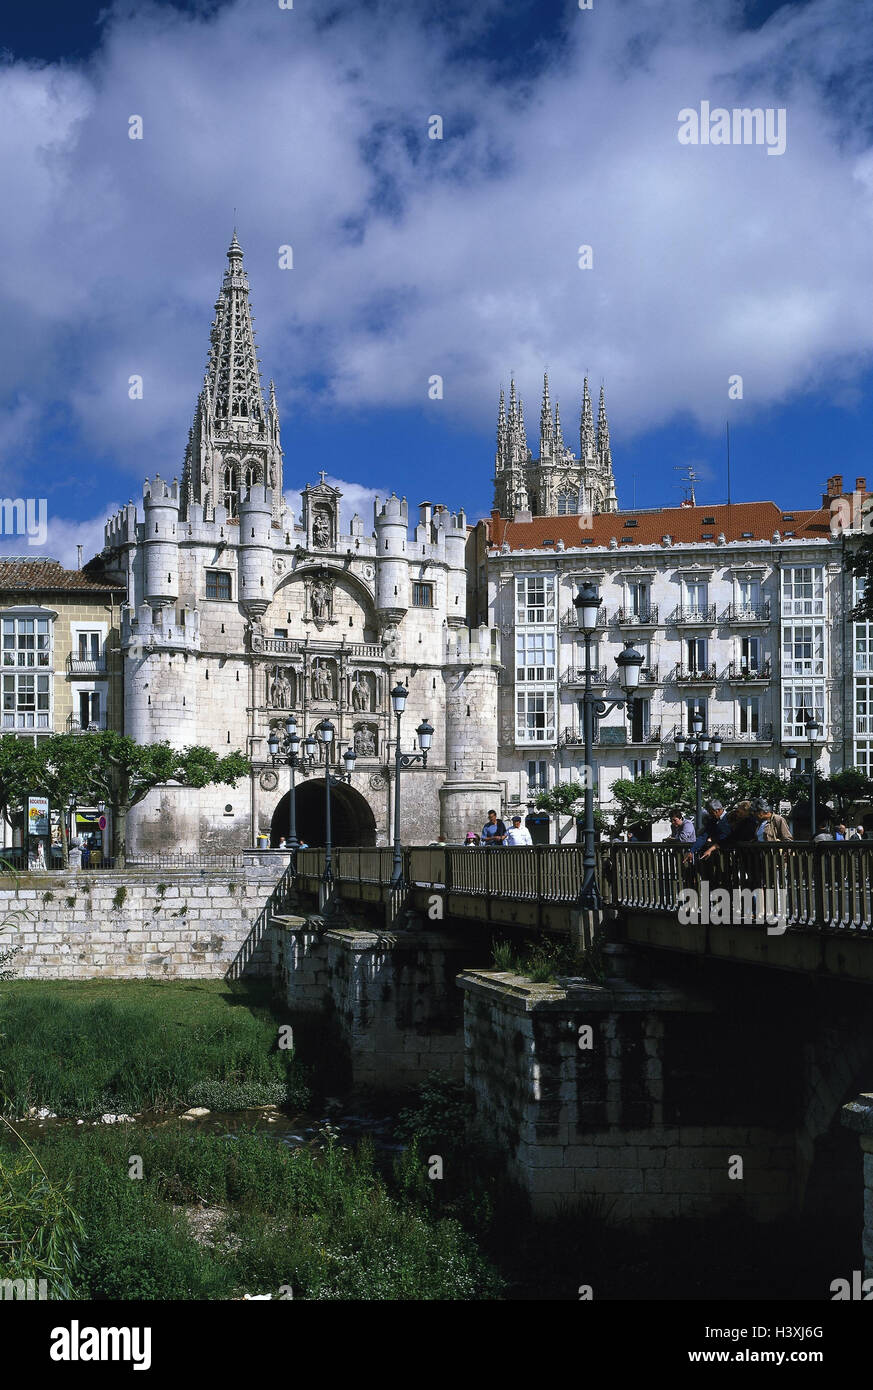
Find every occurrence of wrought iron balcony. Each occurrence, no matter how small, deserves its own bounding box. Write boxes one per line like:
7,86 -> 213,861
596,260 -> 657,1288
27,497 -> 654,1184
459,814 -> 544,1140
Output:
724,601 -> 771,624
709,721 -> 774,744
639,665 -> 660,684
563,724 -> 661,746
562,726 -> 602,746
67,714 -> 107,733
673,663 -> 718,684
726,658 -> 772,683
561,607 -> 609,630
669,605 -> 717,626
67,655 -> 106,675
560,665 -> 608,686
616,605 -> 659,626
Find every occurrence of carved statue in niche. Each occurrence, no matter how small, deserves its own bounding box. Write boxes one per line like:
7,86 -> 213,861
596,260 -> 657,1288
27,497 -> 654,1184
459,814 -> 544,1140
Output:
354,725 -> 376,757
269,667 -> 293,709
312,510 -> 331,549
310,578 -> 332,624
350,673 -> 369,711
311,660 -> 333,703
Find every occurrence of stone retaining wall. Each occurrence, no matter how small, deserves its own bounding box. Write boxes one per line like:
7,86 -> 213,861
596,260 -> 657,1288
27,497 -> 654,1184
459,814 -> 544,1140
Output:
0,868 -> 283,979
459,969 -> 797,1220
272,914 -> 490,1090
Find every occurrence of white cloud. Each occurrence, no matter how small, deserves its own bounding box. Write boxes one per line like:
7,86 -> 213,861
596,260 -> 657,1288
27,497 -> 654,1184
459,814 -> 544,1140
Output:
0,0 -> 869,498
0,503 -> 119,568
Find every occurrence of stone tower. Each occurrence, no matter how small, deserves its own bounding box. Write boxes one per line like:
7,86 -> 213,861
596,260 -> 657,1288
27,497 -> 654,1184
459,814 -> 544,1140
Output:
493,373 -> 618,519
180,233 -> 284,526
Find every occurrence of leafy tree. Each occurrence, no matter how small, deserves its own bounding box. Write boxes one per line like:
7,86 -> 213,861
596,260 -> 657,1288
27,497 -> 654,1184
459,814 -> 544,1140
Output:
534,782 -> 585,842
846,541 -> 873,621
0,733 -> 250,867
609,762 -> 797,833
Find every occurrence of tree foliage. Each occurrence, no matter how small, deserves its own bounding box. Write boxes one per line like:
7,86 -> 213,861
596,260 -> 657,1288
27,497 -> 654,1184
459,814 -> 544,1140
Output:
0,733 -> 251,866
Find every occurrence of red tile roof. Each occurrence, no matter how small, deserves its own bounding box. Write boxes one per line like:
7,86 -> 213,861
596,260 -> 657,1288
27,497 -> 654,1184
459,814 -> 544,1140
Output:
485,501 -> 837,551
0,559 -> 123,594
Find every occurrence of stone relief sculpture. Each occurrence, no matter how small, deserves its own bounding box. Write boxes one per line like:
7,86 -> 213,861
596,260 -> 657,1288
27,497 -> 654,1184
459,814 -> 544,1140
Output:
354,725 -> 377,757
312,510 -> 331,548
311,661 -> 333,702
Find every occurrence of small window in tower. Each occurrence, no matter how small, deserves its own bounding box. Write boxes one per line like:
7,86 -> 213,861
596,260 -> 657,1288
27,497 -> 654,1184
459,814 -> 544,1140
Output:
206,570 -> 232,600
701,533 -> 714,540
742,531 -> 754,539
703,516 -> 716,524
412,582 -> 434,607
623,519 -> 638,528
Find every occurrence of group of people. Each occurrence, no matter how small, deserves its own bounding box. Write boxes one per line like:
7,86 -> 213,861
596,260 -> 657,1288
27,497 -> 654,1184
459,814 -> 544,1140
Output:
665,798 -> 792,868
463,809 -> 533,848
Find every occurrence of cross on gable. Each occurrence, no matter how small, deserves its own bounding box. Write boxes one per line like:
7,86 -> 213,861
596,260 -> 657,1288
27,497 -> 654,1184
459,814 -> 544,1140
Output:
318,470 -> 328,487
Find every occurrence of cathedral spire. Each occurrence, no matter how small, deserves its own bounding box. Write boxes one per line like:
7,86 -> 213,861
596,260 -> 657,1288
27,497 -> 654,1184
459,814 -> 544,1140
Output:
180,234 -> 283,524
580,376 -> 595,460
539,372 -> 554,459
597,383 -> 610,456
554,399 -> 564,454
496,387 -> 507,469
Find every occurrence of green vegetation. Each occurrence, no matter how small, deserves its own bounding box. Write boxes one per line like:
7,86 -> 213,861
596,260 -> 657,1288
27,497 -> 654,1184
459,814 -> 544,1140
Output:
489,934 -> 582,984
0,979 -> 309,1118
0,1121 -> 500,1300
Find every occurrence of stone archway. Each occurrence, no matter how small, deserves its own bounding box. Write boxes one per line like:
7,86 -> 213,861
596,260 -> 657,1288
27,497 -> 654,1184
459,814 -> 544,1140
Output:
270,779 -> 377,848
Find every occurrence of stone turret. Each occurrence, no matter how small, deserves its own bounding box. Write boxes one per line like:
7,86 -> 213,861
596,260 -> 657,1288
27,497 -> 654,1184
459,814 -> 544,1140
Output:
237,484 -> 274,615
440,625 -> 502,841
374,494 -> 409,620
434,505 -> 468,627
142,476 -> 180,607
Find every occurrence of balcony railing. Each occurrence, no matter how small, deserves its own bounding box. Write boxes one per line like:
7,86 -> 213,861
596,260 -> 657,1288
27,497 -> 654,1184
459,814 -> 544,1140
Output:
724,601 -> 771,624
670,605 -> 717,625
673,663 -> 718,684
639,665 -> 660,684
67,715 -> 107,733
67,655 -> 106,675
616,605 -> 659,626
564,725 -> 661,746
561,665 -> 608,685
561,608 -> 609,630
666,721 -> 773,744
726,659 -> 772,682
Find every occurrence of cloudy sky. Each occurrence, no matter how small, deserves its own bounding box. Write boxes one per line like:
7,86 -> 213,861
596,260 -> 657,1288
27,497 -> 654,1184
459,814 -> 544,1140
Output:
0,0 -> 871,564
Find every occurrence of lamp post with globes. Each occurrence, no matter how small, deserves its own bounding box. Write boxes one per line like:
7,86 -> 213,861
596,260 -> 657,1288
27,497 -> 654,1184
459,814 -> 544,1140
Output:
313,718 -> 357,913
674,709 -> 722,833
389,682 -> 435,889
573,581 -> 645,910
784,715 -> 822,839
267,714 -> 318,862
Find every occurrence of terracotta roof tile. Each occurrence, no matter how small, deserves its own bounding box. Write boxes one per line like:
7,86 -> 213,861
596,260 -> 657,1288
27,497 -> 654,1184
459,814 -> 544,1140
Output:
0,559 -> 123,594
485,501 -> 839,552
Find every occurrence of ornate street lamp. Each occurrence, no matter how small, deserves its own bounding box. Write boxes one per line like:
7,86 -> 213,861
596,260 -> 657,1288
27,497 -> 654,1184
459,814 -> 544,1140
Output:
315,718 -> 356,913
675,704 -> 721,831
389,682 -> 434,889
785,717 -> 822,839
268,713 -> 316,860
573,581 -> 644,909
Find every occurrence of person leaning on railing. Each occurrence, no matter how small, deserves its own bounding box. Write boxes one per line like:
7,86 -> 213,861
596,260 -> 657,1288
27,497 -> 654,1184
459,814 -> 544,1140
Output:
683,801 -> 732,885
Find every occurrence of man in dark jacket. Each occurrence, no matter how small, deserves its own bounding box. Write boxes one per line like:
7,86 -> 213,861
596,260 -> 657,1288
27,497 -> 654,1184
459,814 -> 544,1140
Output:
684,801 -> 732,863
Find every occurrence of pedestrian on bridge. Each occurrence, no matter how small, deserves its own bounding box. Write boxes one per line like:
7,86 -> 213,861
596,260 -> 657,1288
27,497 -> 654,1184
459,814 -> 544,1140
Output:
665,809 -> 696,845
504,815 -> 533,846
481,809 -> 507,847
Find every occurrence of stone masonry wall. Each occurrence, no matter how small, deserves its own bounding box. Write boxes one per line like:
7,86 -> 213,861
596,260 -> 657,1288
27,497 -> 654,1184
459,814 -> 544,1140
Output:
0,867 -> 283,979
460,970 -> 796,1220
273,916 -> 490,1091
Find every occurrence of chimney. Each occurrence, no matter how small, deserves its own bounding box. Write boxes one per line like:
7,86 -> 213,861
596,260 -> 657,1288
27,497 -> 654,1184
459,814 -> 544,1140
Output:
418,501 -> 433,529
76,545 -> 83,569
827,475 -> 844,499
856,477 -> 867,493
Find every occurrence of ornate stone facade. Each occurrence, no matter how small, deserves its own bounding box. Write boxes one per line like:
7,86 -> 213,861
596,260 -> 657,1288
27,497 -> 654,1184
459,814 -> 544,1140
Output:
100,235 -> 501,853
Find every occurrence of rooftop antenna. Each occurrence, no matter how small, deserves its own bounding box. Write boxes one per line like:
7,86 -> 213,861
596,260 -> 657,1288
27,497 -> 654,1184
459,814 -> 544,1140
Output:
673,464 -> 698,507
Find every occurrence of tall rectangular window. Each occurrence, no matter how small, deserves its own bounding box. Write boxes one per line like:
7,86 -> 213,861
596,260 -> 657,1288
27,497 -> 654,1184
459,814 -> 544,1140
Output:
782,566 -> 824,617
516,631 -> 556,682
737,577 -> 761,611
683,579 -> 708,613
782,624 -> 825,676
740,636 -> 761,671
738,696 -> 760,735
516,689 -> 555,743
630,698 -> 651,742
685,637 -> 707,671
783,684 -> 825,740
2,617 -> 51,668
856,677 -> 873,737
77,631 -> 101,661
527,759 -> 547,795
629,581 -> 651,619
515,575 -> 556,625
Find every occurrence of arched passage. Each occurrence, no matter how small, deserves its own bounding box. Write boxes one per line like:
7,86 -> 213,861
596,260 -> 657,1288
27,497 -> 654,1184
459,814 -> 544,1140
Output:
270,779 -> 377,848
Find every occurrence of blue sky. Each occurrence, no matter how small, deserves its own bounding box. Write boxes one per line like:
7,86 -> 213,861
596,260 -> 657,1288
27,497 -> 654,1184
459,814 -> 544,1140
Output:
0,0 -> 871,563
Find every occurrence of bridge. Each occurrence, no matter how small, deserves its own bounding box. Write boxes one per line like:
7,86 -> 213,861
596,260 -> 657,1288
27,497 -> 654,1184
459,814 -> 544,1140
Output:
271,840 -> 873,980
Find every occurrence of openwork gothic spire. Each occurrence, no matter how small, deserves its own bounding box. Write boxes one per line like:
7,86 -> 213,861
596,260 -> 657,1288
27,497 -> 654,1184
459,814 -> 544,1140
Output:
181,234 -> 284,525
